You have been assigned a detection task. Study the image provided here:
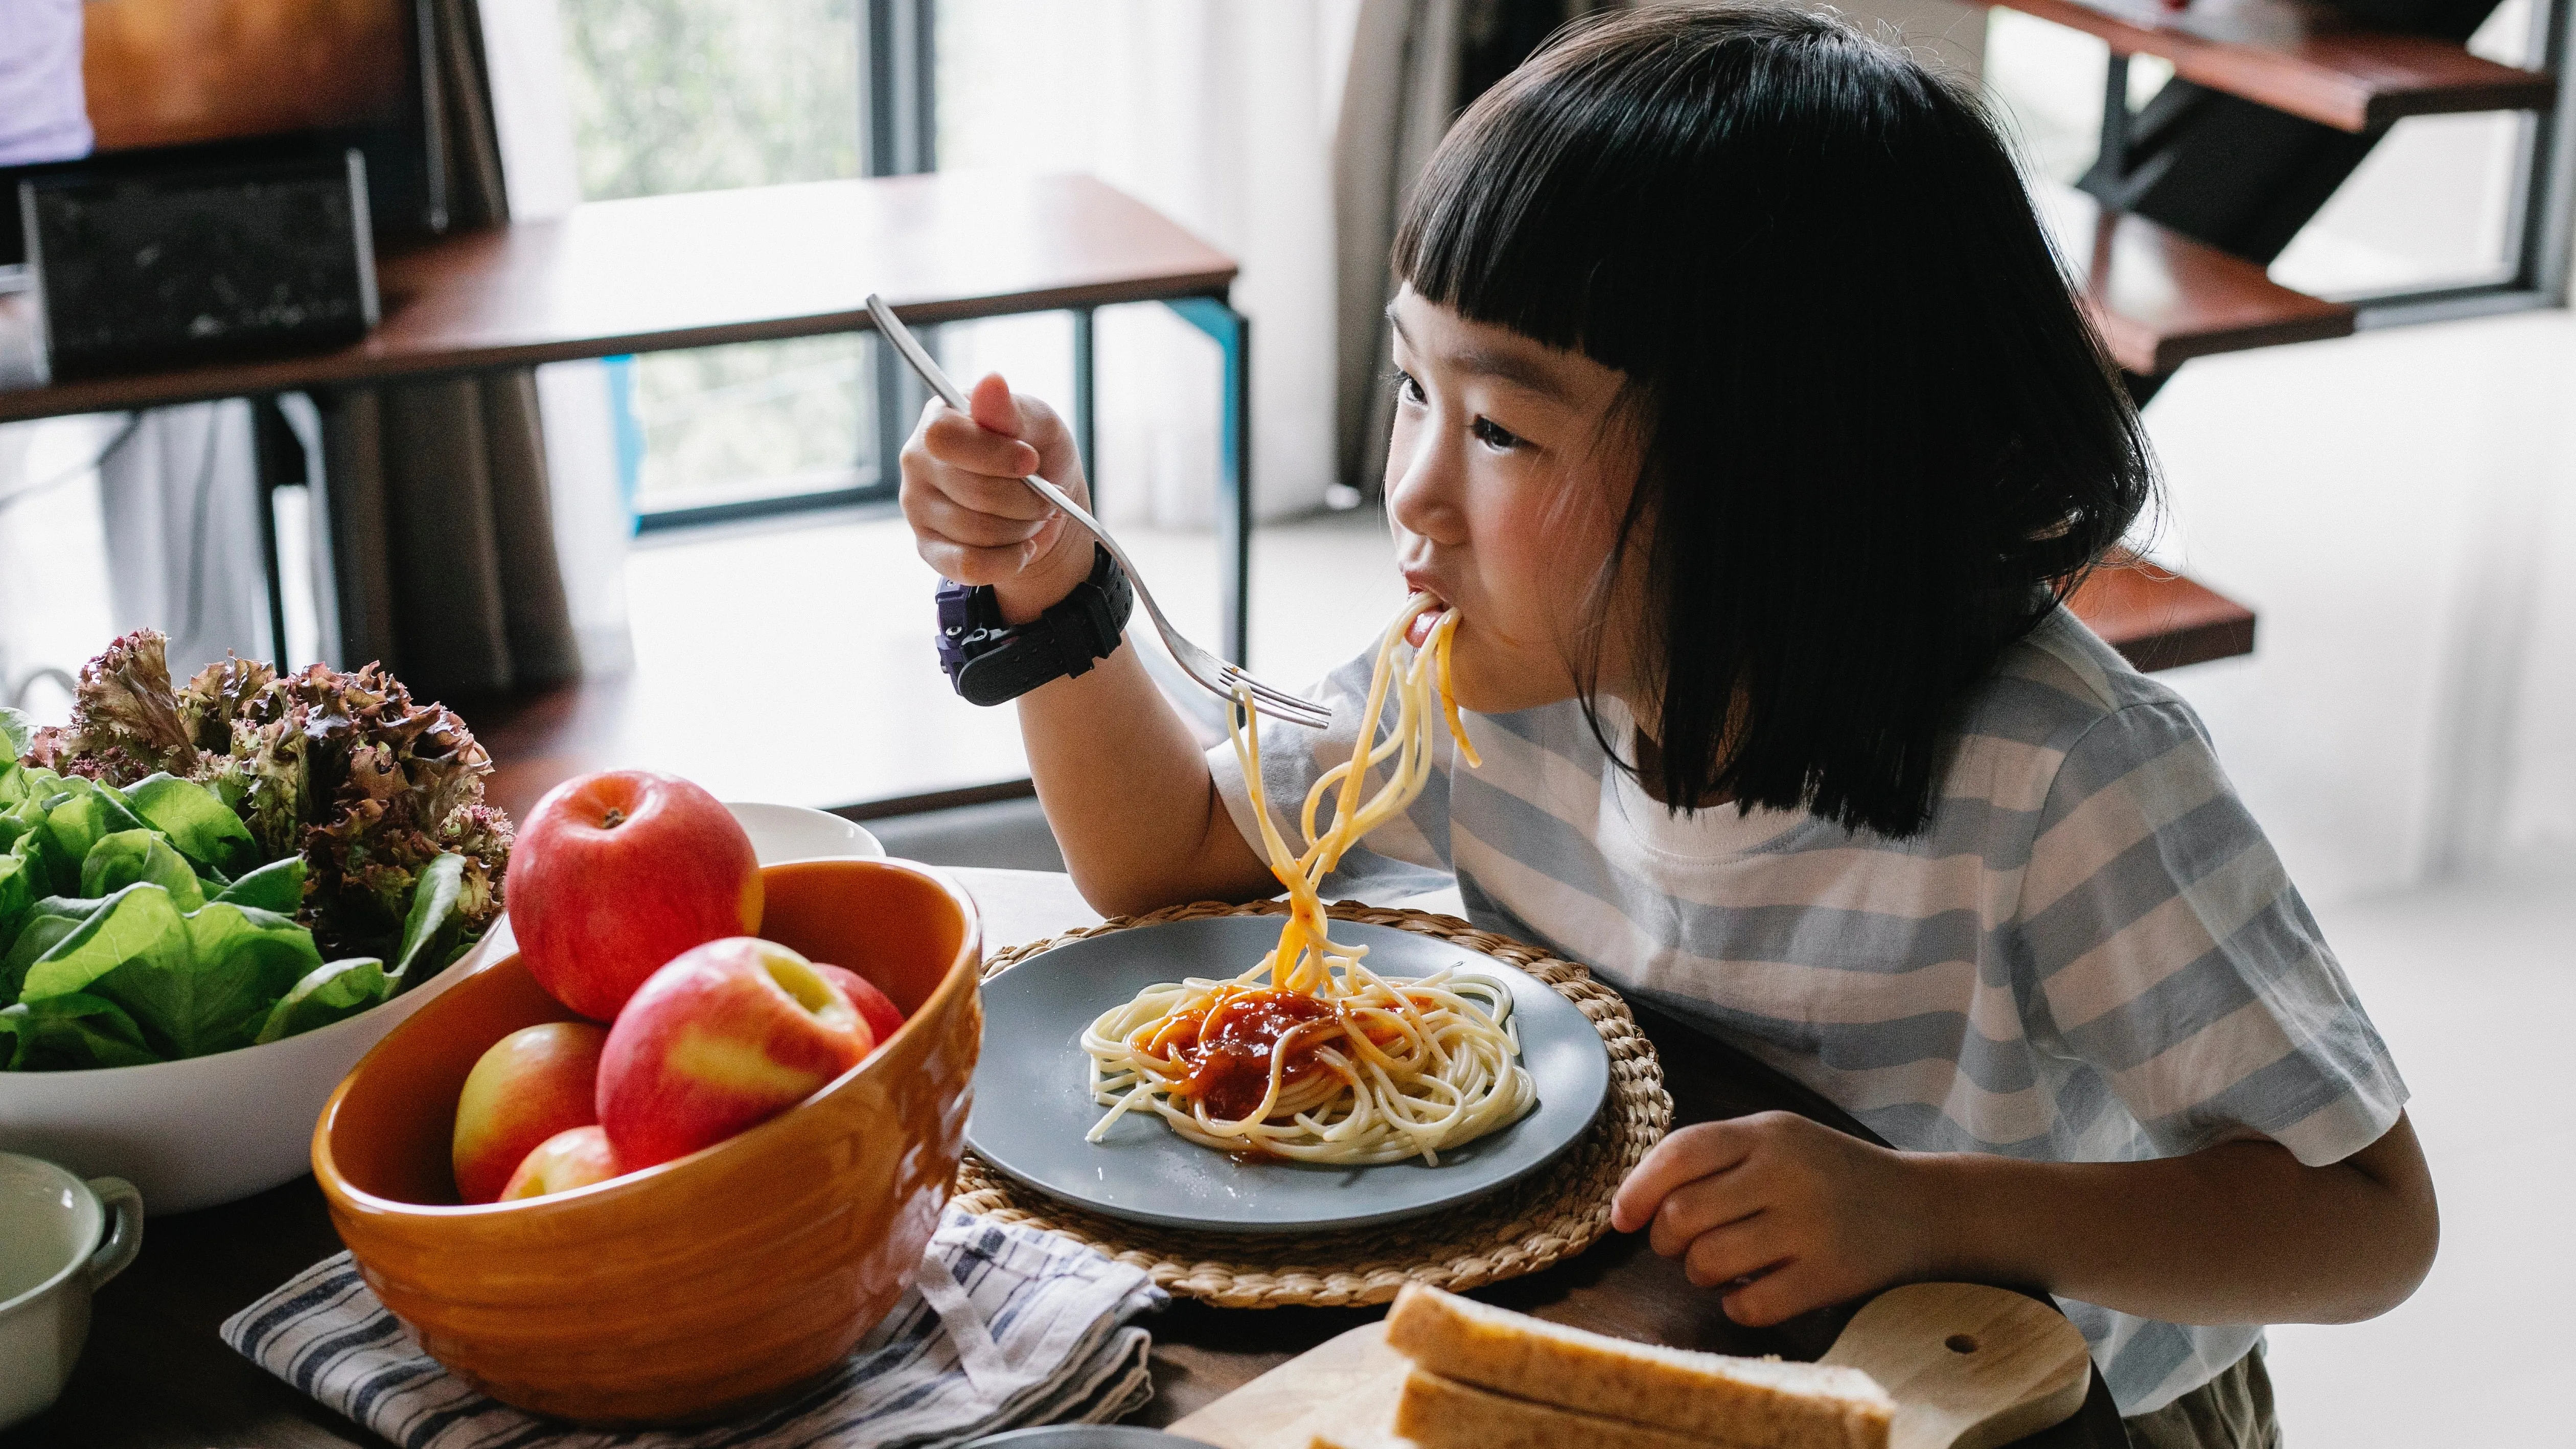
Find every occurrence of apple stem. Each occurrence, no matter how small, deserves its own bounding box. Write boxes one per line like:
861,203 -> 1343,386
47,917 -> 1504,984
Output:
600,808 -> 627,828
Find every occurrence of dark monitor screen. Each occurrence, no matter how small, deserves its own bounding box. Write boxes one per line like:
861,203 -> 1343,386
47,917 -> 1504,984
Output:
2,0 -> 437,271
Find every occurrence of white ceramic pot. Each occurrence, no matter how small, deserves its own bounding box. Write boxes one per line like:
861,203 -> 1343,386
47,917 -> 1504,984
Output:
0,936 -> 486,1215
0,1153 -> 143,1431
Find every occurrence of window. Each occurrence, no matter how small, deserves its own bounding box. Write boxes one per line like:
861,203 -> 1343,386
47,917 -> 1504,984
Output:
559,0 -> 881,526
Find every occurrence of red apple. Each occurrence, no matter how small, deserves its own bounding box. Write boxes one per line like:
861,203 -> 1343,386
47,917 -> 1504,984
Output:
596,937 -> 874,1169
500,1125 -> 620,1200
814,963 -> 905,1048
510,770 -> 763,1021
451,1022 -> 609,1204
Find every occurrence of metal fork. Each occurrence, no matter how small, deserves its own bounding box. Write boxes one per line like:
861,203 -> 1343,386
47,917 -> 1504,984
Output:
866,294 -> 1334,731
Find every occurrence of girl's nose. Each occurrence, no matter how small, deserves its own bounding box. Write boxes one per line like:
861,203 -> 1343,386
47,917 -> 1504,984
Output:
1386,422 -> 1467,546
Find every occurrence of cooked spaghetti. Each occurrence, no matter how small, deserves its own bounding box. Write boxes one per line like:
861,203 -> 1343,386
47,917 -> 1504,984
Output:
1081,595 -> 1534,1165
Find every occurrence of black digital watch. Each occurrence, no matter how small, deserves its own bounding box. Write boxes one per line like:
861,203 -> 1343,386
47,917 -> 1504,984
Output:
934,544 -> 1134,706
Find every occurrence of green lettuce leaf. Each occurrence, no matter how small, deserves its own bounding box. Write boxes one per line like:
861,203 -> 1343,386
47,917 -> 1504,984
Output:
86,900 -> 320,1059
0,992 -> 162,1071
255,956 -> 392,1044
0,851 -> 31,973
389,853 -> 472,991
2,889 -> 97,1002
41,778 -> 151,875
123,772 -> 262,878
0,706 -> 30,761
213,855 -> 306,915
9,811 -> 74,901
16,885 -> 190,1001
80,830 -> 206,913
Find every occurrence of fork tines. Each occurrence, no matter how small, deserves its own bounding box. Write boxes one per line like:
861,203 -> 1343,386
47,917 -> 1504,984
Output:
1221,667 -> 1334,729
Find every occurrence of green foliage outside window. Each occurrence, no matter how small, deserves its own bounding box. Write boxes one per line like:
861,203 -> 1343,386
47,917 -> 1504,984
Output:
557,0 -> 871,507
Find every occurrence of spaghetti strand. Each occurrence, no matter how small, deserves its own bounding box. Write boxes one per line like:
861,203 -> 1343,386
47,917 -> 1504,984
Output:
1082,596 -> 1532,1164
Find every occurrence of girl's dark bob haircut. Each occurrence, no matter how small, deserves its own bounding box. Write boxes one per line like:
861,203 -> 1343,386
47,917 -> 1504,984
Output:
1394,3 -> 2155,838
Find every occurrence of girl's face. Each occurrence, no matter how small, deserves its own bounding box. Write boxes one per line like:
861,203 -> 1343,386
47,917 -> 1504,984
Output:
1384,288 -> 1640,716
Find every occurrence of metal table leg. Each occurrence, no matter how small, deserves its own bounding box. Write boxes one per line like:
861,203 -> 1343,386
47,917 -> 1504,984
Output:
247,395 -> 295,669
1163,296 -> 1252,665
1071,306 -> 1097,504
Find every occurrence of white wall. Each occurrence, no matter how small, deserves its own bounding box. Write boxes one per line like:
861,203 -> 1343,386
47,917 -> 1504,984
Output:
938,0 -> 1348,525
480,0 -> 635,677
2140,311 -> 2576,903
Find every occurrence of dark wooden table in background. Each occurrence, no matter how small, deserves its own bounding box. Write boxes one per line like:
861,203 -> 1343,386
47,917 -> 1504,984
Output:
1,869 -> 2128,1448
0,173 -> 1235,424
0,172 -> 1267,810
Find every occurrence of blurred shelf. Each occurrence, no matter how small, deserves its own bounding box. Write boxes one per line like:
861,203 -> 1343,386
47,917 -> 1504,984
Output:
0,171 -> 1237,424
1988,0 -> 2556,132
2068,557 -> 2258,670
2041,182 -> 2357,376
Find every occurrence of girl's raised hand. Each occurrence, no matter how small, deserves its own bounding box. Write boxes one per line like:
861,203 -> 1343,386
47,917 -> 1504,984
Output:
900,371 -> 1097,623
1609,1112 -> 1940,1327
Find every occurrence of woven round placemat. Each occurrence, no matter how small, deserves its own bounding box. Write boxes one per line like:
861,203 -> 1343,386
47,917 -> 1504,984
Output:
953,898 -> 1672,1308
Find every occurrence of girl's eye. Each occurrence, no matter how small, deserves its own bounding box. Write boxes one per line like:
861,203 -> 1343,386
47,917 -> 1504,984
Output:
1471,416 -> 1524,451
1392,367 -> 1427,407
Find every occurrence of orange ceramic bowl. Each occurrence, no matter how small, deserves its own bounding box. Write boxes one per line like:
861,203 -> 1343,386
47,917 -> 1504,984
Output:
311,858 -> 983,1425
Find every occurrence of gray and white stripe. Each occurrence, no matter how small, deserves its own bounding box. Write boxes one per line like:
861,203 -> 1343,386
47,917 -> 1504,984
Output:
222,1207 -> 1165,1449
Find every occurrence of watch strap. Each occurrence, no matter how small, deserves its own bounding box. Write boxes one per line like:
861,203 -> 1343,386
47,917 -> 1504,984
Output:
936,545 -> 1133,706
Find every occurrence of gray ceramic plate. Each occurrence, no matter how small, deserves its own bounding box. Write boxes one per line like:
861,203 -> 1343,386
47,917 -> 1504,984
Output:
966,914 -> 1612,1233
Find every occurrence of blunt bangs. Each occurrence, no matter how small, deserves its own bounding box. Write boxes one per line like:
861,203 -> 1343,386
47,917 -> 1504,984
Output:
1390,4 -> 2155,839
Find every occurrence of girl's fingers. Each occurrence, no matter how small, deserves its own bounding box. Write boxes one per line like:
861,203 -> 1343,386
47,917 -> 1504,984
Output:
907,490 -> 1053,551
1648,1175 -> 1760,1259
969,371 -> 1021,435
918,408 -> 1046,489
914,525 -> 1051,588
1613,1119 -> 1761,1232
1682,1217 -> 1790,1292
1716,1261 -> 1828,1329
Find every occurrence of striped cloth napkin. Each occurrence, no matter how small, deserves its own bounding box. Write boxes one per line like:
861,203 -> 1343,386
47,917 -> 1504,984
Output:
220,1207 -> 1167,1449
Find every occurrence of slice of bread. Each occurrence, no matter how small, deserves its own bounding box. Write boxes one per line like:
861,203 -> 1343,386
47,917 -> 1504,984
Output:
1385,1284 -> 1893,1449
1394,1366 -> 1747,1449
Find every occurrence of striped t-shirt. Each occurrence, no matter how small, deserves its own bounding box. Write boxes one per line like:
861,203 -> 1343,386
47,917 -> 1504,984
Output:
1209,606 -> 2406,1414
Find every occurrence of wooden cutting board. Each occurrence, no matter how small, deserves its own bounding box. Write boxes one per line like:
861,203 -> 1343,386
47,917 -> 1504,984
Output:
1165,1282 -> 2090,1449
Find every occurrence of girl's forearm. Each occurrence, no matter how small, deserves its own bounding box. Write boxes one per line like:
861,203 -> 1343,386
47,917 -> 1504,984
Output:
1915,1113 -> 2437,1326
1013,641 -> 1275,916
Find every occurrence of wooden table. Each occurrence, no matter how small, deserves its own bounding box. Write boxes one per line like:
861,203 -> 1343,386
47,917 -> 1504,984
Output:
0,868 -> 2129,1448
0,171 -> 1263,668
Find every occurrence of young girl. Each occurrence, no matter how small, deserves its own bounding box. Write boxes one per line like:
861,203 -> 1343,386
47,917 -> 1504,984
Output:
900,7 -> 2434,1444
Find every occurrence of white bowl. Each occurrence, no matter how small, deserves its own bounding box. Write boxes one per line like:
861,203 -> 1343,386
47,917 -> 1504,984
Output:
725,802 -> 885,864
0,932 -> 492,1215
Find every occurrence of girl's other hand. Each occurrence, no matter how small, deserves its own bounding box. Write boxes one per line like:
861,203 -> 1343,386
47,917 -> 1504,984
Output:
1609,1112 -> 1937,1326
900,372 -> 1097,624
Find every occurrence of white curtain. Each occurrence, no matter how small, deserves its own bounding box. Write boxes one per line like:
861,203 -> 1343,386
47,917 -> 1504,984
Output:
479,0 -> 636,677
2140,310 -> 2576,901
94,403 -> 275,675
938,0 -> 1353,526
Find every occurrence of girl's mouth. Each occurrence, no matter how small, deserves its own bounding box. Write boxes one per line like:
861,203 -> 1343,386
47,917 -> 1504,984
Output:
1405,604 -> 1446,650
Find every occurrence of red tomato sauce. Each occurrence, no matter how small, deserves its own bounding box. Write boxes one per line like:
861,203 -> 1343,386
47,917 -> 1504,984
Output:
1153,988 -> 1342,1123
